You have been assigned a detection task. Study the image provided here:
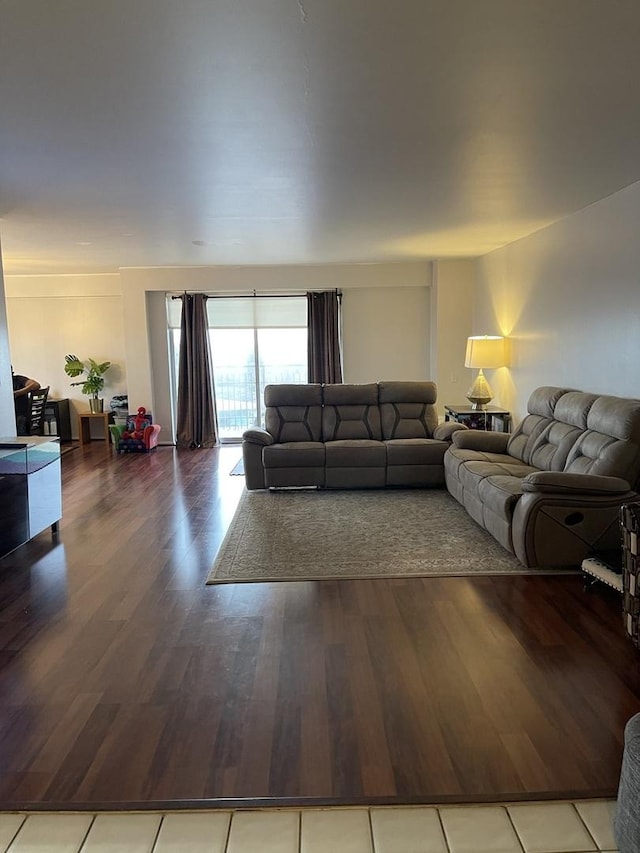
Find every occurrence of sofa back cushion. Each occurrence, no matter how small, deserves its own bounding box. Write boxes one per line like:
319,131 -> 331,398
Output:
528,391 -> 598,471
322,383 -> 382,441
379,381 -> 438,439
507,386 -> 571,464
264,384 -> 323,442
564,395 -> 640,486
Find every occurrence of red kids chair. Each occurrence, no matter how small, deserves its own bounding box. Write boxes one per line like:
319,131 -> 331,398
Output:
109,407 -> 161,453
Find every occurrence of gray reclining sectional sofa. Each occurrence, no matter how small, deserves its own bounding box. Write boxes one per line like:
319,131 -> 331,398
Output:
242,383 -> 640,569
242,381 -> 463,491
445,385 -> 640,567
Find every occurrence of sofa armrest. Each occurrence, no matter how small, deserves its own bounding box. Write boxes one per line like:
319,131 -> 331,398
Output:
242,427 -> 274,447
522,471 -> 632,495
433,422 -> 468,442
142,424 -> 161,450
513,479 -> 638,567
109,424 -> 126,443
451,430 -> 510,452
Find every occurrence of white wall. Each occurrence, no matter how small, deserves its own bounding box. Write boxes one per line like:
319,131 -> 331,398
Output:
475,180 -> 640,424
4,274 -> 127,438
430,260 -> 476,414
341,286 -> 430,383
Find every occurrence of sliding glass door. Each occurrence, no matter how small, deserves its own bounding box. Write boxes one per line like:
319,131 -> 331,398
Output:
168,296 -> 307,442
208,328 -> 258,440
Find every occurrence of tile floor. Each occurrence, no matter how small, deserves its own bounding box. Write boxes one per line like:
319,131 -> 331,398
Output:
0,799 -> 619,852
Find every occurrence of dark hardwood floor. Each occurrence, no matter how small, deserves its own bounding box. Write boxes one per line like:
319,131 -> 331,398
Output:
0,442 -> 639,810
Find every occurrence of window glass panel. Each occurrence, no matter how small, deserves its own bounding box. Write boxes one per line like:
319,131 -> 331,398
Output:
209,329 -> 258,440
167,298 -> 183,329
257,328 -> 308,421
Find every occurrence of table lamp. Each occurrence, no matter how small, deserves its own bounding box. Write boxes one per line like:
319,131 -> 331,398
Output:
464,335 -> 505,410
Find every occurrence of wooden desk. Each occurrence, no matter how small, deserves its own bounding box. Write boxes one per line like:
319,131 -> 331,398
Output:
78,412 -> 113,445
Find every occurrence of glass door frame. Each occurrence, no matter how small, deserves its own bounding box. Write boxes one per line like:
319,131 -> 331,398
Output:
166,295 -> 308,444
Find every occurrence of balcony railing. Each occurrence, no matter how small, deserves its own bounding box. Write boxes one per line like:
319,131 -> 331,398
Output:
214,364 -> 307,438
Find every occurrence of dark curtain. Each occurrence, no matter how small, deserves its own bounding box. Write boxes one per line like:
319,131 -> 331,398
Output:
307,291 -> 343,384
176,293 -> 218,448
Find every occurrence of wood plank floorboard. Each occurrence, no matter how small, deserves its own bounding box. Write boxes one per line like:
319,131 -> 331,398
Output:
0,443 -> 638,810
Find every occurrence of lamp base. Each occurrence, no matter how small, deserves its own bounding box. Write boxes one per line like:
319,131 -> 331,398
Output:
467,399 -> 491,411
466,369 -> 493,411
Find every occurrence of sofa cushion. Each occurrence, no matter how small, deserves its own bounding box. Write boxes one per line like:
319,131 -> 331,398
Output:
325,467 -> 386,488
264,384 -> 323,442
587,395 -> 640,442
565,431 -> 640,480
561,395 -> 640,486
264,383 -> 323,408
385,438 -> 449,466
506,415 -> 553,464
477,475 -> 525,519
506,386 -> 572,464
322,383 -> 382,441
528,421 -> 584,472
458,459 -> 538,497
323,383 -> 379,406
265,466 -> 325,488
263,441 -> 325,468
444,446 -> 515,493
553,391 -> 598,428
446,447 -> 518,467
325,439 -> 386,467
380,403 -> 436,440
477,477 -> 522,554
528,386 -> 574,418
379,381 -> 439,439
525,390 -> 598,472
379,380 -> 437,405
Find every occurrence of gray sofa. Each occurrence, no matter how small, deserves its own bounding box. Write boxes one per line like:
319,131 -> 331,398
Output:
616,712 -> 640,853
444,386 -> 640,568
242,381 -> 464,490
243,382 -> 640,569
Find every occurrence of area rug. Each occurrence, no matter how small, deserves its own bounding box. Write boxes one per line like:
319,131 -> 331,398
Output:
207,488 -> 556,584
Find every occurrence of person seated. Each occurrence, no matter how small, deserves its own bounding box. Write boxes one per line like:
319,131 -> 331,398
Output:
12,367 -> 41,435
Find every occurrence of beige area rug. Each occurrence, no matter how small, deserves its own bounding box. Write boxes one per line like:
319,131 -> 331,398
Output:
207,487 -> 554,584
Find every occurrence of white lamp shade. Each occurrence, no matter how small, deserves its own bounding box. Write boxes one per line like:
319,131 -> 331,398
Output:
464,335 -> 505,369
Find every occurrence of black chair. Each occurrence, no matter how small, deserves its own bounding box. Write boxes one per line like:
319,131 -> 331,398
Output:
28,386 -> 49,435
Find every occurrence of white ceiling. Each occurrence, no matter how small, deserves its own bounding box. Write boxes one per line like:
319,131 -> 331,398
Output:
1,0 -> 640,275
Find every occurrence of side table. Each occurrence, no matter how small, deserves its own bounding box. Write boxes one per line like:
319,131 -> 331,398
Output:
78,412 -> 114,445
444,404 -> 511,432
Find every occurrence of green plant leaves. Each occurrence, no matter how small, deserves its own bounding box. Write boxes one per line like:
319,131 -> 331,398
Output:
64,354 -> 85,377
64,354 -> 112,397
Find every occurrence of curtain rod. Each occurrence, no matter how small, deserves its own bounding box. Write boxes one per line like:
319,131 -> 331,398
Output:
171,289 -> 342,301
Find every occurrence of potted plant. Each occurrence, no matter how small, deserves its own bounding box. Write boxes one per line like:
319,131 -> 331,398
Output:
64,354 -> 112,413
